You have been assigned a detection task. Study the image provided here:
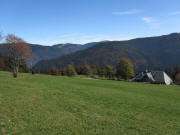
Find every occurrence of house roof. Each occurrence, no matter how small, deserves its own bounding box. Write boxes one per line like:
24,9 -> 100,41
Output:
132,70 -> 173,85
151,71 -> 165,83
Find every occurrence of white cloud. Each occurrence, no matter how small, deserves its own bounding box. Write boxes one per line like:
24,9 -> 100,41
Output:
142,17 -> 153,23
32,33 -> 131,45
142,17 -> 160,29
112,9 -> 143,15
169,11 -> 180,15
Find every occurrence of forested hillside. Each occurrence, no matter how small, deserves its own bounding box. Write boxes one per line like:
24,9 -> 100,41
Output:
33,33 -> 180,71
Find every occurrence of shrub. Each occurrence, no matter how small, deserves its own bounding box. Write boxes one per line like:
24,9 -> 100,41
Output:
50,68 -> 59,75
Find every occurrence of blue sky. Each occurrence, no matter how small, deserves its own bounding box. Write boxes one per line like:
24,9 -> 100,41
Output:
0,0 -> 180,45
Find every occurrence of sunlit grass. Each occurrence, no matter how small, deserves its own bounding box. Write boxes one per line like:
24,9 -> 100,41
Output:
0,71 -> 180,135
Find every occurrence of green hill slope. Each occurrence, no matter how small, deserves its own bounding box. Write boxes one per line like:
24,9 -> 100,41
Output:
0,71 -> 180,135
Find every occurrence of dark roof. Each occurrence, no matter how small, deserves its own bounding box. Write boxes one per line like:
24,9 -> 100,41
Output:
133,71 -> 166,83
132,70 -> 173,85
151,71 -> 165,83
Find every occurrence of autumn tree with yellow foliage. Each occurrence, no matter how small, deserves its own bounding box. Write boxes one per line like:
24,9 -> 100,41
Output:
116,58 -> 135,80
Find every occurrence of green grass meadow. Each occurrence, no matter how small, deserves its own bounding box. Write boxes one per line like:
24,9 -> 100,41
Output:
0,71 -> 180,135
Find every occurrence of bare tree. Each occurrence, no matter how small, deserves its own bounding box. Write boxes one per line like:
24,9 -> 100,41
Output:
5,34 -> 33,78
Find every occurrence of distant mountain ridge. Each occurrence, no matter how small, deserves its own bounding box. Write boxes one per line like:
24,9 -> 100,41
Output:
0,42 -> 100,66
33,33 -> 180,71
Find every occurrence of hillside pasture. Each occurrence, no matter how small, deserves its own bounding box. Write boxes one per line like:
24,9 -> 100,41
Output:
0,71 -> 180,135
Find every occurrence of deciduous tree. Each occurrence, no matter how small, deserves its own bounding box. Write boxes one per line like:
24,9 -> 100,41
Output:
60,68 -> 67,76
97,67 -> 105,77
105,65 -> 114,80
175,73 -> 180,84
83,64 -> 93,76
5,34 -> 33,78
0,55 -> 6,70
116,58 -> 135,80
67,64 -> 77,76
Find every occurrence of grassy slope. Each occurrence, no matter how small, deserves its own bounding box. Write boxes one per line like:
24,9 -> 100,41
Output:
0,71 -> 180,135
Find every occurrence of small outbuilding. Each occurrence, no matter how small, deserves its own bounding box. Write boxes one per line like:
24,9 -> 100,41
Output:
132,70 -> 173,85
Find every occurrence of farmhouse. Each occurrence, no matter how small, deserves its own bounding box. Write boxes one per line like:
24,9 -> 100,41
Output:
132,70 -> 173,85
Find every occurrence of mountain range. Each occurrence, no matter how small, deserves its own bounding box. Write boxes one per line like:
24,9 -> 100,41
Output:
1,33 -> 180,72
33,33 -> 180,72
0,42 -> 99,66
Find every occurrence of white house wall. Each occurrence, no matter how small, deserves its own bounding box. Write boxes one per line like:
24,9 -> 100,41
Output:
147,72 -> 155,81
164,72 -> 173,85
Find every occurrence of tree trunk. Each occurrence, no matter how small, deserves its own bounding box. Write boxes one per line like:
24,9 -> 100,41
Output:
13,66 -> 19,78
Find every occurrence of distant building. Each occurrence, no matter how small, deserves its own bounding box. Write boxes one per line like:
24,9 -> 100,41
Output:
132,70 -> 173,85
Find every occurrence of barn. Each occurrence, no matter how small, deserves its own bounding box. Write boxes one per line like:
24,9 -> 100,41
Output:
132,70 -> 173,85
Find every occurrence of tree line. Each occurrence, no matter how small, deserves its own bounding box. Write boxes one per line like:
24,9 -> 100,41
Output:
45,58 -> 135,80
